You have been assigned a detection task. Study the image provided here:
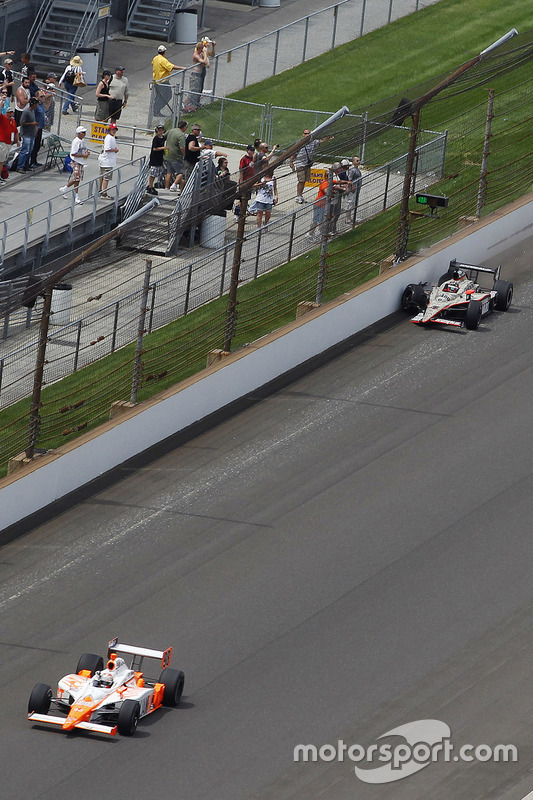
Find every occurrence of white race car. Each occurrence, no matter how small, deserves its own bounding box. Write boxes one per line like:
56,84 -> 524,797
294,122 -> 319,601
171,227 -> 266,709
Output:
401,259 -> 513,329
28,638 -> 184,736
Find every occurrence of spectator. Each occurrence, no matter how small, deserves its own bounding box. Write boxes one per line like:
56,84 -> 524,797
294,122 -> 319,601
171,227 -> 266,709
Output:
1,58 -> 15,99
94,69 -> 112,121
183,122 -> 205,181
108,65 -> 128,121
58,126 -> 89,205
239,144 -> 255,184
45,72 -> 59,86
187,38 -> 215,110
98,121 -> 118,199
30,89 -> 46,167
147,124 -> 166,195
166,119 -> 187,192
1,87 -> 10,115
0,107 -> 18,180
345,156 -> 362,224
16,96 -> 39,172
152,45 -> 183,117
200,139 -> 227,166
14,76 -> 30,126
20,53 -> 35,79
43,84 -> 56,130
254,141 -> 278,175
290,129 -> 323,203
28,72 -> 39,98
254,169 -> 277,230
60,55 -> 84,115
216,156 -> 230,179
307,163 -> 351,240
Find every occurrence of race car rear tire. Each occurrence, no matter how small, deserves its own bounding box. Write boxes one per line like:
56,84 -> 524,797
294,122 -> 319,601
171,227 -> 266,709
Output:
159,667 -> 185,707
28,683 -> 52,714
466,300 -> 482,330
117,700 -> 140,736
493,279 -> 513,311
76,653 -> 104,676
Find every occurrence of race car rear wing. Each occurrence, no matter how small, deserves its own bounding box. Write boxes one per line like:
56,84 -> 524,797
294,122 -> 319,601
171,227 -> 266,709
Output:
107,638 -> 172,671
449,258 -> 501,282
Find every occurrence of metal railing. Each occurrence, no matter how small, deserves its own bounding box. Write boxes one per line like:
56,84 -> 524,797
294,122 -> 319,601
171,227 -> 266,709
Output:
148,0 -> 436,126
72,0 -> 99,55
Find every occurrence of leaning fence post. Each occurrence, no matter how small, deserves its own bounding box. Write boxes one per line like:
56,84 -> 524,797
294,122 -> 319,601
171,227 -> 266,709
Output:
476,88 -> 495,218
26,284 -> 53,459
130,258 -> 152,405
224,193 -> 249,352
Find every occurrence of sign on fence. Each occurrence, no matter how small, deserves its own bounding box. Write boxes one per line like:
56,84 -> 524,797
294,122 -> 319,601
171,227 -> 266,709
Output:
90,121 -> 109,143
306,168 -> 328,187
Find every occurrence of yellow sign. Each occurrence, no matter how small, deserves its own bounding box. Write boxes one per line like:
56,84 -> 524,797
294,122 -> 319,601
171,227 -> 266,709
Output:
90,121 -> 108,143
305,167 -> 327,188
98,4 -> 111,18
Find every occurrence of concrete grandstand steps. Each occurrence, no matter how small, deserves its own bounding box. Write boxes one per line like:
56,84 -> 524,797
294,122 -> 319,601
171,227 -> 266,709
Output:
30,1 -> 98,76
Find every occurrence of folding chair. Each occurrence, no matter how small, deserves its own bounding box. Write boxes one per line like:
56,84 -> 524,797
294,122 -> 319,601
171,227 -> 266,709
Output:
46,134 -> 70,173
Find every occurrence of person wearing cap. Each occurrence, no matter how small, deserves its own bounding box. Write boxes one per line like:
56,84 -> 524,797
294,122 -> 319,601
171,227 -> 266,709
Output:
59,126 -> 89,204
306,163 -> 351,240
165,119 -> 187,192
94,69 -> 112,121
147,124 -> 166,195
344,156 -> 362,225
0,106 -> 18,180
60,55 -> 84,115
16,96 -> 39,172
98,122 -> 119,199
1,58 -> 15,100
43,83 -> 56,130
152,45 -> 184,117
108,66 -> 129,121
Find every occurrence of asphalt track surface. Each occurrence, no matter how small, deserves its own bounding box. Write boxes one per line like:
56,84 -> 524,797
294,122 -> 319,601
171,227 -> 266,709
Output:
1,234 -> 533,800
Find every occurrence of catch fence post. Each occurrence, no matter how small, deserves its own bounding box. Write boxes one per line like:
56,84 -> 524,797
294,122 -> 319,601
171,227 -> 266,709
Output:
130,258 -> 152,405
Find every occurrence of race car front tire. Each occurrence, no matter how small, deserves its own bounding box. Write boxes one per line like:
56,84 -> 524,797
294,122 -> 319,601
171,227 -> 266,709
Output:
466,300 -> 482,330
117,700 -> 140,736
28,683 -> 52,714
159,667 -> 185,707
493,279 -> 513,311
401,284 -> 427,312
76,653 -> 104,676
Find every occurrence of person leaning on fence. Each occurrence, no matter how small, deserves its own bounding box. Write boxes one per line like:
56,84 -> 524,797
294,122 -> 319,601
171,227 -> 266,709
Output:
307,163 -> 351,240
108,66 -> 128,121
94,69 -> 112,121
147,124 -> 166,195
345,156 -> 362,224
166,119 -> 187,193
239,144 -> 255,184
152,45 -> 184,118
186,38 -> 215,111
59,126 -> 90,205
183,122 -> 205,181
60,55 -> 85,115
254,169 -> 277,230
290,129 -> 323,203
98,121 -> 118,199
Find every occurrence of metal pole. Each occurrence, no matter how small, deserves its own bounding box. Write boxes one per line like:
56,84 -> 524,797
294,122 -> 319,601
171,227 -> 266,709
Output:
223,193 -> 249,352
130,258 -> 152,404
360,0 -> 367,38
316,167 -> 333,305
331,5 -> 338,50
26,285 -> 53,459
476,88 -> 495,218
395,107 -> 420,263
101,14 -> 110,69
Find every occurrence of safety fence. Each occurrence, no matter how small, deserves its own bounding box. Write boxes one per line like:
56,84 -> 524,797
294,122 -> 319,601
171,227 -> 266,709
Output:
2,72 -> 533,475
148,0 -> 439,127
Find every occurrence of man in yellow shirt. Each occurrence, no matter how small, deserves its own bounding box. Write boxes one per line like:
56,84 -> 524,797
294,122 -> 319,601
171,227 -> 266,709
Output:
152,44 -> 184,117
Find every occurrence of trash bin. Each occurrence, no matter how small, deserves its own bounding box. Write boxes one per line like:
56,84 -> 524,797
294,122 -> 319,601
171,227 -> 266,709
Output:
200,213 -> 226,249
50,283 -> 73,326
175,9 -> 198,44
77,47 -> 99,85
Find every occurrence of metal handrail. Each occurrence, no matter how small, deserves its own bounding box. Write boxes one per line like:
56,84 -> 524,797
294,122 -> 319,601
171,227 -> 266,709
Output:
122,157 -> 150,220
72,0 -> 100,55
26,0 -> 54,55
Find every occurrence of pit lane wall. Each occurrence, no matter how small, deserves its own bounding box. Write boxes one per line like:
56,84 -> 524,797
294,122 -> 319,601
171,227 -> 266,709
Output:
1,194 -> 532,534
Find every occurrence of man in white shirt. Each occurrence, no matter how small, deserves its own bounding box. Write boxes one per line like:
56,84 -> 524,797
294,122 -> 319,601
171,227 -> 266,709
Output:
59,126 -> 90,205
98,121 -> 119,199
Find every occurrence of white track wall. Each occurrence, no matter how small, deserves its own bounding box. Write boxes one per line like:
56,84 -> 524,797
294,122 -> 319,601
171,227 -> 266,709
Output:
1,196 -> 532,532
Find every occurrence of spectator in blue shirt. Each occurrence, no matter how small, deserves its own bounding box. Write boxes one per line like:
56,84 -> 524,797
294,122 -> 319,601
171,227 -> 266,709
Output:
30,90 -> 46,167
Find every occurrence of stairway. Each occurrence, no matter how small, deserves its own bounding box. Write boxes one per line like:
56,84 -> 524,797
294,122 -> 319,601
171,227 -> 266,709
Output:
126,0 -> 198,42
119,195 -> 177,255
28,0 -> 98,76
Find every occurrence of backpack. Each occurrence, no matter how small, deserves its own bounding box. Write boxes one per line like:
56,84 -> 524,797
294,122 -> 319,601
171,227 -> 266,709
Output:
65,68 -> 76,84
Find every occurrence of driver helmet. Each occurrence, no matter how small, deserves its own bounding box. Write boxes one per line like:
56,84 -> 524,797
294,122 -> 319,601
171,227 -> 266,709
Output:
444,280 -> 459,293
93,670 -> 113,688
452,268 -> 465,280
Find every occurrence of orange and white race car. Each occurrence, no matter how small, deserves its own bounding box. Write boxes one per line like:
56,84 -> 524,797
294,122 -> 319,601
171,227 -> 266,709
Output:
27,637 -> 184,736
